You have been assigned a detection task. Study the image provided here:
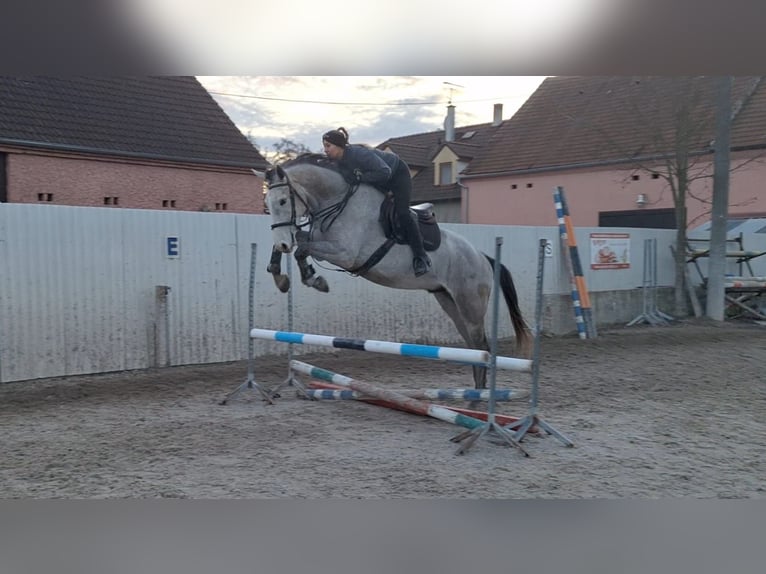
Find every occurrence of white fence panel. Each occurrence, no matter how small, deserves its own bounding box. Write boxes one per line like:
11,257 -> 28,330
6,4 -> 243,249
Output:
0,205 -> 129,380
1,202 -> 746,383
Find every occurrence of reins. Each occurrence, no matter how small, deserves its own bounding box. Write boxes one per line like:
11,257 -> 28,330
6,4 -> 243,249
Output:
268,171 -> 359,236
311,182 -> 359,233
270,165 -> 386,276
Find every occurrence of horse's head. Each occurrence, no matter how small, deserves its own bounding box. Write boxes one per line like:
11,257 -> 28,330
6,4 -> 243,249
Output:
265,165 -> 310,253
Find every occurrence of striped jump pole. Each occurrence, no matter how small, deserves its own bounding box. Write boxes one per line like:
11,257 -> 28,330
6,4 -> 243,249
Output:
553,186 -> 597,339
306,379 -> 535,430
305,386 -> 528,402
299,366 -> 528,401
251,328 -> 533,373
291,359 -> 529,456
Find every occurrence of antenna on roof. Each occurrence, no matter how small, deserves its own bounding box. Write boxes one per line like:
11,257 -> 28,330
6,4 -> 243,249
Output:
443,81 -> 464,105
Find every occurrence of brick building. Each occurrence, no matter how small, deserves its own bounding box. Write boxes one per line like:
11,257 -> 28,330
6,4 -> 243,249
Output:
0,77 -> 269,213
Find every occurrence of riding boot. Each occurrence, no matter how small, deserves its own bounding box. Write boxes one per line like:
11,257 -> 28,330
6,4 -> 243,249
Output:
401,213 -> 431,277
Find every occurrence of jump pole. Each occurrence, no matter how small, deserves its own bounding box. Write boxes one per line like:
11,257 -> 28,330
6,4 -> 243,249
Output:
304,378 -> 534,428
553,186 -> 597,339
290,359 -> 528,456
305,384 -> 529,402
250,330 -> 533,373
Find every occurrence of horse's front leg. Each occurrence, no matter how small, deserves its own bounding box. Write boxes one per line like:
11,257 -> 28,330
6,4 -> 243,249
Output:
295,230 -> 361,273
294,243 -> 329,293
266,245 -> 290,293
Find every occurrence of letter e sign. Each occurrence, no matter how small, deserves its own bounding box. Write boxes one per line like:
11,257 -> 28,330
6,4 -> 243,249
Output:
166,236 -> 180,258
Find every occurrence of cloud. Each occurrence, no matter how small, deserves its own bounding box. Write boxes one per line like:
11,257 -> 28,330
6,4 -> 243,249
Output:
199,76 -> 550,153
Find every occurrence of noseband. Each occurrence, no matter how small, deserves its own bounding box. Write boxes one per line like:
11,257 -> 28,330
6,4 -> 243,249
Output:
268,169 -> 359,235
267,178 -> 310,232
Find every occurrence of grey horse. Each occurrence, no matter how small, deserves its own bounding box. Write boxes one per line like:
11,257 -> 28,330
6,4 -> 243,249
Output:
264,154 -> 530,389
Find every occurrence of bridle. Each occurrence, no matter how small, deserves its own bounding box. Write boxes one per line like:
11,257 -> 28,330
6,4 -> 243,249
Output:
267,176 -> 311,233
267,168 -> 359,236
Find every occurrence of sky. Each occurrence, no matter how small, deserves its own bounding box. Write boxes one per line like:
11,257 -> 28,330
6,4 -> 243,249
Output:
196,76 -> 548,154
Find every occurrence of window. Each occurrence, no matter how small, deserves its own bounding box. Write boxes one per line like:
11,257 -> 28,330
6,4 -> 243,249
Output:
460,130 -> 476,139
37,193 -> 53,202
215,202 -> 228,211
631,174 -> 640,181
439,162 -> 452,185
162,200 -> 176,208
511,184 -> 518,190
0,152 -> 6,203
103,196 -> 119,205
651,173 -> 660,179
526,183 -> 533,188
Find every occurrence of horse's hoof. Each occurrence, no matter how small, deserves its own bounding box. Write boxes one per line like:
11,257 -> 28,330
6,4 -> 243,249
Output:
274,276 -> 290,293
310,276 -> 329,293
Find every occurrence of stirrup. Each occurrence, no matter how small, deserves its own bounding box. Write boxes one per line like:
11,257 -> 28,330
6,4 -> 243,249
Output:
413,255 -> 431,277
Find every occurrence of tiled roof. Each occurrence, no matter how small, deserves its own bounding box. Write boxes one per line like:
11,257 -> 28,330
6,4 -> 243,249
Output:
381,141 -> 433,168
729,78 -> 766,148
379,120 -> 502,202
0,76 -> 269,169
464,76 -> 765,176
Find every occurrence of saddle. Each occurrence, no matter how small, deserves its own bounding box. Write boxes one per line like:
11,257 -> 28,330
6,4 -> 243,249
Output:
347,194 -> 441,276
378,194 -> 441,252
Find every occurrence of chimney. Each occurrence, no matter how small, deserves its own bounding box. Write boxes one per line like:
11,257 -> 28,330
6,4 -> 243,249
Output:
493,103 -> 503,126
444,104 -> 455,142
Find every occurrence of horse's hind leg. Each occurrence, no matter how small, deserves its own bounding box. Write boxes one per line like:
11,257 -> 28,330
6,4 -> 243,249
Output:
295,246 -> 329,293
432,290 -> 491,389
267,246 -> 290,293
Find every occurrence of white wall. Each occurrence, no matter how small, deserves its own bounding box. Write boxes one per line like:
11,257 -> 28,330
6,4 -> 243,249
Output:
0,203 -> 733,383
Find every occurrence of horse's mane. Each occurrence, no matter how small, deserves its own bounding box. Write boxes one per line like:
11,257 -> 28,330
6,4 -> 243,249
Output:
281,152 -> 339,172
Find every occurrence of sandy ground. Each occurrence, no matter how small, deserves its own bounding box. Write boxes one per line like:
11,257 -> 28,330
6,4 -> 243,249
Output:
1,319 -> 764,499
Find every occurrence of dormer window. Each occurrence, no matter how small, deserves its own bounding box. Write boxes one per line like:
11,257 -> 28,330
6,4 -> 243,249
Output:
439,162 -> 452,185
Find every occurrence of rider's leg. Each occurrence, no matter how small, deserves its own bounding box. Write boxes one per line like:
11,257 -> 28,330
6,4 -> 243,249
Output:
390,162 -> 431,277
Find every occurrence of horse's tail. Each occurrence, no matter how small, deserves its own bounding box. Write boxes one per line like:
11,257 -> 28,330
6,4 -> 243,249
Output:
485,255 -> 531,357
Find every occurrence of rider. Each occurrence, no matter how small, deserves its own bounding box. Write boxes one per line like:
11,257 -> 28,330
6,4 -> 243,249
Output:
322,127 -> 432,277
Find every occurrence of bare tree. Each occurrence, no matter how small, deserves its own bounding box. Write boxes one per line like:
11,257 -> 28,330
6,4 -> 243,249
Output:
246,136 -> 314,213
564,77 -> 763,315
624,78 -> 717,314
247,135 -> 313,165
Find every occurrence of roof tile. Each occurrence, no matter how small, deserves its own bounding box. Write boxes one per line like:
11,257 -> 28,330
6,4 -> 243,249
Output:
379,120 -> 502,201
0,76 -> 269,168
464,76 -> 765,176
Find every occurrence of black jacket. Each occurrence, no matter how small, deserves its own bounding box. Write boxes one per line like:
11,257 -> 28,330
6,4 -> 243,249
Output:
337,145 -> 401,187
